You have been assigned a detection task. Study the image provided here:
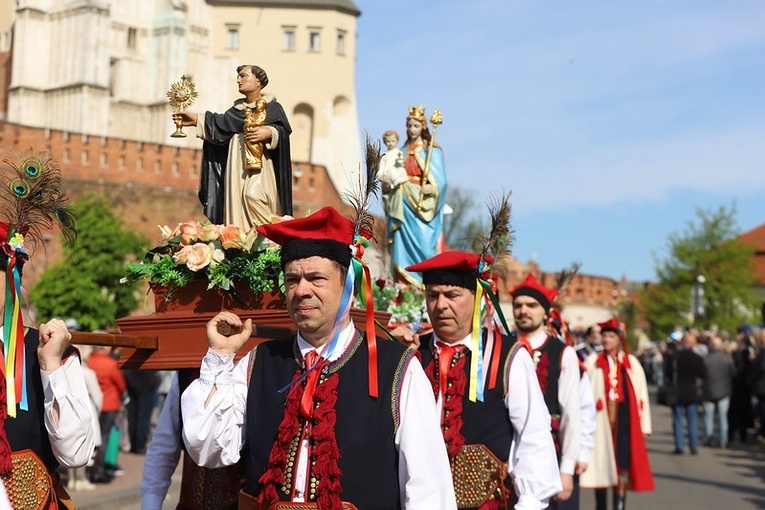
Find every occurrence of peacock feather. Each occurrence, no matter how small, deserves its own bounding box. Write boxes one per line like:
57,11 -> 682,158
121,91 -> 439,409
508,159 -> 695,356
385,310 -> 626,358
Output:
555,261 -> 582,293
476,191 -> 514,270
0,149 -> 76,246
343,131 -> 381,241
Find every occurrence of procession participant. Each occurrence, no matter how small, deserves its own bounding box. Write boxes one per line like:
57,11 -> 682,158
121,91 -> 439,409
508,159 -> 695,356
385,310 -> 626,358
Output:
396,251 -> 561,509
510,273 -> 581,506
547,309 -> 596,510
0,151 -> 95,508
142,369 -> 243,510
382,105 -> 447,284
180,206 -> 455,509
580,319 -> 654,510
173,64 -> 292,229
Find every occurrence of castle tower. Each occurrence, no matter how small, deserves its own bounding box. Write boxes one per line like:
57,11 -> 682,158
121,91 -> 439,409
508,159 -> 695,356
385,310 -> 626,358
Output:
1,0 -> 362,198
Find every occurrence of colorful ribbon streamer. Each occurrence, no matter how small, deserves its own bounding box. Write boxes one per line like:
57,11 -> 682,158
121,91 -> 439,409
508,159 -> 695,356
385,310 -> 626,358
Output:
1,232 -> 29,418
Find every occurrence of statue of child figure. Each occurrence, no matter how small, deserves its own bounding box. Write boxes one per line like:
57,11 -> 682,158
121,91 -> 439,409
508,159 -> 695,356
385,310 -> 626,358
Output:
377,130 -> 408,191
243,98 -> 268,170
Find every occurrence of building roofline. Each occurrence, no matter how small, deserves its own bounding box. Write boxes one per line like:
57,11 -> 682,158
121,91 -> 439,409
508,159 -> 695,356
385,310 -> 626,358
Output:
205,0 -> 361,16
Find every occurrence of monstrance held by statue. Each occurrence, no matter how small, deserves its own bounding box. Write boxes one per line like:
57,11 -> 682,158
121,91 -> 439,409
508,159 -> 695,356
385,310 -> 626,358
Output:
167,75 -> 198,138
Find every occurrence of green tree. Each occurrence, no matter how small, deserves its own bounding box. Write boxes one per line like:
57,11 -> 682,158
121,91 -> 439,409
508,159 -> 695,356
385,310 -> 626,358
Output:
640,203 -> 757,338
30,195 -> 148,331
443,187 -> 484,251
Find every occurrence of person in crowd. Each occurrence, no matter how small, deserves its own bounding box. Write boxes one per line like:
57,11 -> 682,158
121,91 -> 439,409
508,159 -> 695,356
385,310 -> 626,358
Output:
87,346 -> 126,483
180,207 -> 456,508
586,325 -> 604,354
510,273 -> 581,506
702,335 -> 735,448
545,308 -> 597,510
67,343 -> 102,492
394,251 -> 562,509
652,344 -> 665,387
142,368 -> 243,510
729,331 -> 756,443
580,319 -> 654,510
124,369 -> 160,454
665,331 -> 707,454
563,369 -> 597,510
154,370 -> 175,420
748,328 -> 765,442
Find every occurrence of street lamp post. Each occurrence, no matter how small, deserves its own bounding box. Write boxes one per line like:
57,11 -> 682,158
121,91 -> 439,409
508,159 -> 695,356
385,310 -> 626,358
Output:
692,272 -> 705,324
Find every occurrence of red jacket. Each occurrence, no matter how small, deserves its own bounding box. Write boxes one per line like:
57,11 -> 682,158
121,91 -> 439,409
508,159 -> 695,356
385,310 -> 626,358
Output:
88,351 -> 126,412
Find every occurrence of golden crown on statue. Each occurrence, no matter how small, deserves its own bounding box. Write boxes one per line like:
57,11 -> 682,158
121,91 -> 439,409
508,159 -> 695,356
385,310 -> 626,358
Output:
408,104 -> 426,119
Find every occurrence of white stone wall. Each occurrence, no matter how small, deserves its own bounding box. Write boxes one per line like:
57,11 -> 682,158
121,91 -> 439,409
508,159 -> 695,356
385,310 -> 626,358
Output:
5,0 -> 361,199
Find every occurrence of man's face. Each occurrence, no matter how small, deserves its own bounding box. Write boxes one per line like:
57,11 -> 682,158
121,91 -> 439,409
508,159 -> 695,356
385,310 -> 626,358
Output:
602,331 -> 621,354
383,135 -> 398,150
284,256 -> 345,345
588,326 -> 602,345
425,284 -> 475,344
512,295 -> 547,335
237,67 -> 261,96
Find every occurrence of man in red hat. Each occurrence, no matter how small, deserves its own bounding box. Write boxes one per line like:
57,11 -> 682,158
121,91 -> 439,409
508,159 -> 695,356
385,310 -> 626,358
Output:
395,251 -> 561,509
180,207 -> 456,509
580,319 -> 653,510
510,273 -> 581,507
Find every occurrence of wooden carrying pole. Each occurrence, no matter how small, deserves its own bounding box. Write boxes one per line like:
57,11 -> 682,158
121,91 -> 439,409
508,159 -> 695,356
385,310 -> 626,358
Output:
68,323 -> 296,350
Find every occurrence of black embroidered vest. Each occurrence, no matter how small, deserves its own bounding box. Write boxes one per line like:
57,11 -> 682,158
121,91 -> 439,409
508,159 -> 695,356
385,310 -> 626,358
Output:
417,331 -> 518,464
532,335 -> 564,417
245,332 -> 414,509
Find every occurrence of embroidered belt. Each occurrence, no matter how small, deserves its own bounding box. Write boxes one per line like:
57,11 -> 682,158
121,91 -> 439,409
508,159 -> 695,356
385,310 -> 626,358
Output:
177,453 -> 242,510
1,449 -> 56,510
451,444 -> 508,509
237,490 -> 359,510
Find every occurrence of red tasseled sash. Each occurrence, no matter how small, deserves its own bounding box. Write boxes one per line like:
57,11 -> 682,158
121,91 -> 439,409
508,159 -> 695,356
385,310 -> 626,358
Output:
256,369 -> 343,508
425,352 -> 466,460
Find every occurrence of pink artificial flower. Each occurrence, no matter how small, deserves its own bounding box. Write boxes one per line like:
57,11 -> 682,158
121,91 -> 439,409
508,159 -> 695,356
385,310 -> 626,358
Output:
219,225 -> 245,249
269,214 -> 294,224
211,243 -> 225,265
173,244 -> 193,265
179,222 -> 200,245
173,242 -> 220,271
197,224 -> 220,243
158,223 -> 180,242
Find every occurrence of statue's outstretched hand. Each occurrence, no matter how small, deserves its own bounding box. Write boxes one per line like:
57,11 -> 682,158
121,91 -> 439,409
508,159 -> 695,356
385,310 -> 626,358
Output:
207,312 -> 252,356
172,111 -> 197,126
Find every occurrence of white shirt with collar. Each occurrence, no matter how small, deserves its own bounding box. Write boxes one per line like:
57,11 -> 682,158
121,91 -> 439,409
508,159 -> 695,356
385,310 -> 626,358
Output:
525,330 -> 582,477
430,331 -> 562,510
0,325 -> 96,469
181,320 -> 456,509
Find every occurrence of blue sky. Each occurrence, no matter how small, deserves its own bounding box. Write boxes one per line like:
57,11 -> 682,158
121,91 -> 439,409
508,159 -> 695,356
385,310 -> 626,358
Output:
353,0 -> 765,282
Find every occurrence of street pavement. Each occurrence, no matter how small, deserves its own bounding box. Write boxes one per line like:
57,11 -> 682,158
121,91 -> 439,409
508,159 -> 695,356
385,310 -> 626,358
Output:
71,388 -> 765,509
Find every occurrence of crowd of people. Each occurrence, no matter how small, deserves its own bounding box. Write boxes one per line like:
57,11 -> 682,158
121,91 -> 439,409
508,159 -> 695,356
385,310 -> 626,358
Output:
642,327 -> 765,451
575,325 -> 765,455
63,335 -> 168,490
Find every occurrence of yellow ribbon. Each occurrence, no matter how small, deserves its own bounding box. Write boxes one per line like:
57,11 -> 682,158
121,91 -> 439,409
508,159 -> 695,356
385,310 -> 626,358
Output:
468,281 -> 484,402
